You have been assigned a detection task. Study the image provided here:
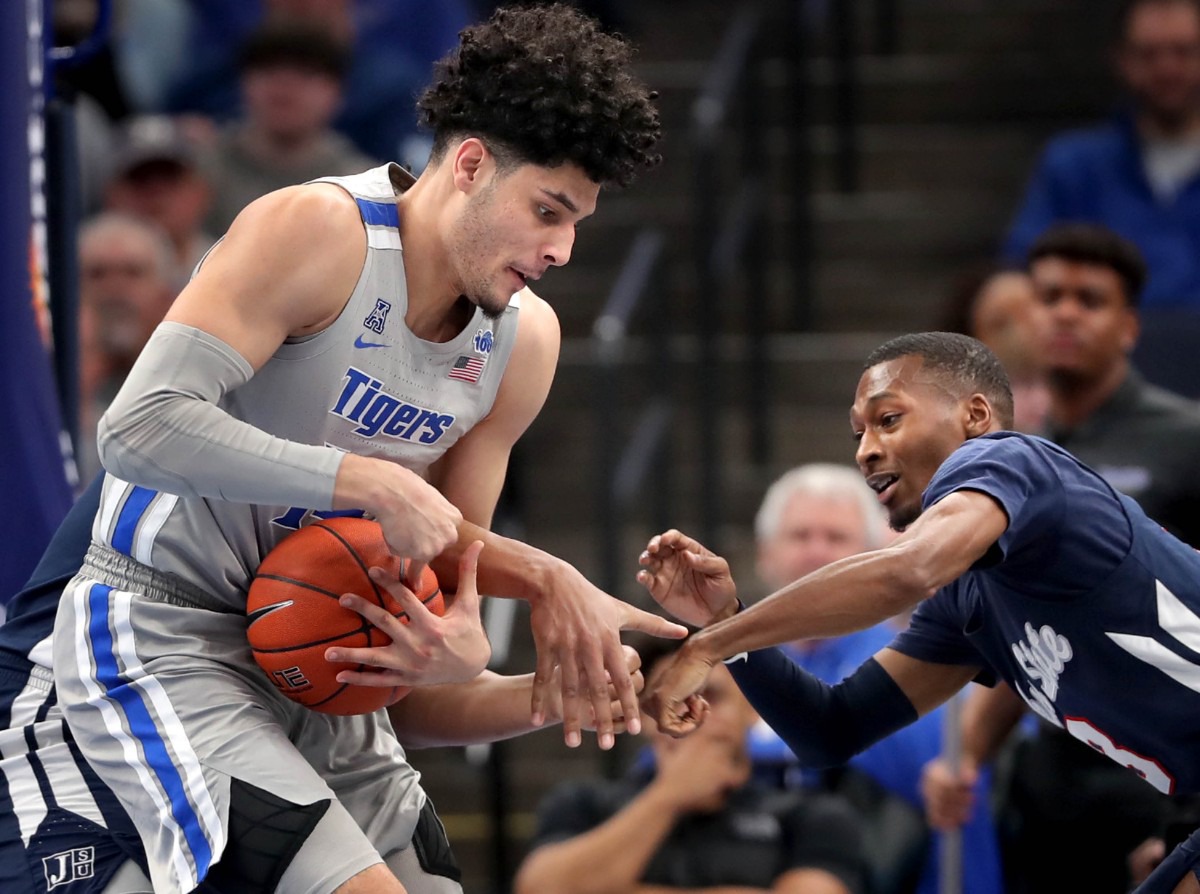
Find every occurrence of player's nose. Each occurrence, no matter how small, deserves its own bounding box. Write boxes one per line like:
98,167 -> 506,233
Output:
855,429 -> 882,468
542,225 -> 575,267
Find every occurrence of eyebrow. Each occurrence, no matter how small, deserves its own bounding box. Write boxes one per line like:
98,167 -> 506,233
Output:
540,188 -> 578,214
849,390 -> 899,422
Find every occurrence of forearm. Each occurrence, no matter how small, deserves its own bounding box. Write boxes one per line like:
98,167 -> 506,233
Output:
98,322 -> 342,506
691,549 -> 929,662
727,649 -> 917,768
388,671 -> 540,747
431,520 -> 561,602
515,787 -> 682,894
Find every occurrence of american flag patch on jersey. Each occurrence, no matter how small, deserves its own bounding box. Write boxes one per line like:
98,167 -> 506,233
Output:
448,355 -> 486,384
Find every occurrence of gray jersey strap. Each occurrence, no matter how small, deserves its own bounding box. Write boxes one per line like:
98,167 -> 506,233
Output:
97,321 -> 343,508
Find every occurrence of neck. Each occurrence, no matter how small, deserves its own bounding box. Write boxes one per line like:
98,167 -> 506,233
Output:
395,172 -> 469,341
1137,108 -> 1200,140
1047,359 -> 1129,430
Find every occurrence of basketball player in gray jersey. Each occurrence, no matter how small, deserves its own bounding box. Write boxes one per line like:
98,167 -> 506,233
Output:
50,6 -> 673,893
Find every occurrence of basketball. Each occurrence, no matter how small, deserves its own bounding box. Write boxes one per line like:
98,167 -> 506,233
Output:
246,516 -> 444,715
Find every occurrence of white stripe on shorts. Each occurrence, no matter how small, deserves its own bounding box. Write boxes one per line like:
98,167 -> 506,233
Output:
132,492 -> 178,565
70,578 -> 199,892
110,591 -> 225,856
1,752 -> 48,846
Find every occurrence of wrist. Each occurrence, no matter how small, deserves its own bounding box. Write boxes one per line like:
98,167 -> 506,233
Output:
708,597 -> 744,625
523,551 -> 576,606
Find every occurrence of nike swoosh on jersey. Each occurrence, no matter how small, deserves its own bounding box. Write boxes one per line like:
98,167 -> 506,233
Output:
354,334 -> 390,349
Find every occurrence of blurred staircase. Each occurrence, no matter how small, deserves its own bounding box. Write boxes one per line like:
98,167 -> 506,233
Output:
407,2 -> 1122,891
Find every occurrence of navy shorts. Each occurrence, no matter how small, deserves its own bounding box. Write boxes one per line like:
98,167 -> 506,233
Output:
0,666 -> 145,894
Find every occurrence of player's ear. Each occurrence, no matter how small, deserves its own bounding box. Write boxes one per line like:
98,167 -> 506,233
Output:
963,393 -> 993,436
451,138 -> 491,194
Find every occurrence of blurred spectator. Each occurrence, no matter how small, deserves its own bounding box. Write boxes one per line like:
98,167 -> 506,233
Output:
747,464 -> 1004,894
76,212 -> 176,480
923,222 -> 1200,894
1031,222 -> 1200,545
940,265 -> 1050,433
103,115 -> 216,289
516,641 -> 869,894
1002,0 -> 1200,308
198,23 -> 378,236
163,0 -> 473,165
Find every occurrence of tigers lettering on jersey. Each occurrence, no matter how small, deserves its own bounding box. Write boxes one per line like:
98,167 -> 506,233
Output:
330,367 -> 455,443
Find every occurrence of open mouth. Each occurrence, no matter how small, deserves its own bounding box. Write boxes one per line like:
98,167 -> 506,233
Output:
867,473 -> 899,504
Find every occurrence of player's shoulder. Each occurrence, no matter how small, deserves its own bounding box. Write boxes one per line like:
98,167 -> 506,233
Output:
224,182 -> 363,254
510,287 -> 561,350
945,431 -> 1054,467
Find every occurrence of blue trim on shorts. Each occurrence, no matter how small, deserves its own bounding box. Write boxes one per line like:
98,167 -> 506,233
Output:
86,583 -> 213,877
355,197 -> 399,228
111,487 -> 156,556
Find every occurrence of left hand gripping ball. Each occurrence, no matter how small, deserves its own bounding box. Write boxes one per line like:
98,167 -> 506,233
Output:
246,517 -> 443,715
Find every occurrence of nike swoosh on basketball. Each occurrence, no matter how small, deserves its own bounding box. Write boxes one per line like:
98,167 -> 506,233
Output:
354,334 -> 389,349
247,600 -> 294,626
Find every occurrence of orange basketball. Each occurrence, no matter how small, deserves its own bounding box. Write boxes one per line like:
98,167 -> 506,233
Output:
245,516 -> 444,715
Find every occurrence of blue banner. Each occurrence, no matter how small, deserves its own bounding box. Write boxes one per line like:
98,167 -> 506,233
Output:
1,0 -> 73,603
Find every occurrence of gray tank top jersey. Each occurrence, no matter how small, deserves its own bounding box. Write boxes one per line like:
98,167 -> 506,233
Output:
93,163 -> 521,608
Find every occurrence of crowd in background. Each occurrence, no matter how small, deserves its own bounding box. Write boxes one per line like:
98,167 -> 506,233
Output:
49,1 -> 1200,893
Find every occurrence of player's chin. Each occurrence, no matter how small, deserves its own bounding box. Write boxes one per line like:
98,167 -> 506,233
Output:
886,501 -> 920,532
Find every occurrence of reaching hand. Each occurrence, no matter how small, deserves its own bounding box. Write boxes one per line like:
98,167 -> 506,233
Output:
528,565 -> 687,750
327,540 -> 491,687
636,529 -> 738,627
540,645 -> 645,734
639,641 -> 717,737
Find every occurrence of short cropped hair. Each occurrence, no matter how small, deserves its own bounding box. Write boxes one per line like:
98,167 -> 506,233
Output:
1027,222 -> 1147,306
1114,0 -> 1200,44
754,464 -> 887,550
417,3 -> 662,187
237,24 -> 349,80
863,332 -> 1015,430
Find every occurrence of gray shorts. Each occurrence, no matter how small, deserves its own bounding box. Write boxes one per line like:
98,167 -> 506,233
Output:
54,545 -> 457,894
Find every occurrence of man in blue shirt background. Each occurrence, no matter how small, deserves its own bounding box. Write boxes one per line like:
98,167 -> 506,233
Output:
1003,0 -> 1200,309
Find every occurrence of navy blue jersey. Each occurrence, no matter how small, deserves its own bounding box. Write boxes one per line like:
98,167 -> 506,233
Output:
892,432 -> 1200,796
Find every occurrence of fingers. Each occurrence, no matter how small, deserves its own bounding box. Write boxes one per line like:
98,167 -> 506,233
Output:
682,550 -> 729,576
620,603 -> 689,639
599,639 -> 634,742
530,644 -> 556,730
403,560 -> 429,591
557,648 -> 585,748
621,644 -> 642,676
451,541 -> 485,614
334,667 -> 408,688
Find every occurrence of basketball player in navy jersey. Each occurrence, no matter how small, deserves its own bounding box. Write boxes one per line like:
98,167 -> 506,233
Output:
639,332 -> 1200,894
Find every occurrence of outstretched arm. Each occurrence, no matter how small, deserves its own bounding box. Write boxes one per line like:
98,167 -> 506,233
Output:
640,489 -> 1006,734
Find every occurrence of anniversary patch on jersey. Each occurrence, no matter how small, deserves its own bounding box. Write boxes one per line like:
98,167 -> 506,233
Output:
331,367 -> 455,443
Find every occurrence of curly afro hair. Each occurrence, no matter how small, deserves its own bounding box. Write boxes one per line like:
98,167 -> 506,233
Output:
417,3 -> 662,188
